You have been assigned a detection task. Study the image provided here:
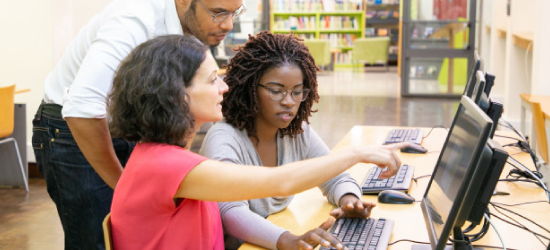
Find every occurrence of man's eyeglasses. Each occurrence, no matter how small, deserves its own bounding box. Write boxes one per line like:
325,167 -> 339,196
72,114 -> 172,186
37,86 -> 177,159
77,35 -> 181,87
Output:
196,0 -> 246,24
258,84 -> 310,102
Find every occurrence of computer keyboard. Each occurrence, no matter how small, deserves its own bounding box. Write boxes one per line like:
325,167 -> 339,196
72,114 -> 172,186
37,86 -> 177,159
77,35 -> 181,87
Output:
362,165 -> 415,194
384,128 -> 423,145
320,217 -> 393,250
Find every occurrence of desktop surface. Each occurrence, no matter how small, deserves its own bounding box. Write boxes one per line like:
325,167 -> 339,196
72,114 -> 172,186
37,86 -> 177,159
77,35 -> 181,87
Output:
239,126 -> 550,250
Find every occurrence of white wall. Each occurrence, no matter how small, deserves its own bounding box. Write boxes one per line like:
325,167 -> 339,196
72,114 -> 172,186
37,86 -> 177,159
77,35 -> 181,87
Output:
1,0 -> 113,162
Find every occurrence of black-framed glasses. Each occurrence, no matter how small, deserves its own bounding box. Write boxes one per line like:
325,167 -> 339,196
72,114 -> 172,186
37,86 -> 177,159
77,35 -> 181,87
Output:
196,0 -> 246,24
258,84 -> 310,102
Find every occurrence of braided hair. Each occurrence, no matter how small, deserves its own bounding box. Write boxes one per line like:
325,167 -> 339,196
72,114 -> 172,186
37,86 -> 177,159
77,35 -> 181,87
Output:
222,31 -> 319,142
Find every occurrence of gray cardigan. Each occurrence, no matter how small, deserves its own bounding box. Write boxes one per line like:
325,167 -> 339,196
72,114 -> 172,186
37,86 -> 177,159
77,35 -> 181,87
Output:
199,120 -> 362,250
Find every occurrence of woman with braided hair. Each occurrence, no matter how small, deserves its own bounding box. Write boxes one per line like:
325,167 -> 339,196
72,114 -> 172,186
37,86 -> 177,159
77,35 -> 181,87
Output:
200,31 -> 404,250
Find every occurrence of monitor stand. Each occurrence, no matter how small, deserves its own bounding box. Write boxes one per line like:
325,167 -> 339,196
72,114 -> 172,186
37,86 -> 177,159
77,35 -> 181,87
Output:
411,228 -> 486,250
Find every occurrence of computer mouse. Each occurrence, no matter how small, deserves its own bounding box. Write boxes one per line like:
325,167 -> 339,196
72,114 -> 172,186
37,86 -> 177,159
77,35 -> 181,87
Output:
400,144 -> 427,154
377,190 -> 415,204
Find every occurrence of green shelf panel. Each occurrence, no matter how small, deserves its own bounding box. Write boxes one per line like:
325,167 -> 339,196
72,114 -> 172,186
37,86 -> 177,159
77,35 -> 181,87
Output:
273,12 -> 318,16
319,30 -> 362,33
273,30 -> 317,33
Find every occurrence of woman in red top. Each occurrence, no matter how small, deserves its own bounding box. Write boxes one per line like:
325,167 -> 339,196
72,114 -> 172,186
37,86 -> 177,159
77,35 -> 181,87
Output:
108,35 -> 408,250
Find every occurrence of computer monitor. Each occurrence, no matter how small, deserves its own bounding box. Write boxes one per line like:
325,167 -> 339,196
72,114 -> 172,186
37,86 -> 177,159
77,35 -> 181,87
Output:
467,71 -> 502,139
470,71 -> 486,106
413,96 -> 508,250
462,54 -> 483,98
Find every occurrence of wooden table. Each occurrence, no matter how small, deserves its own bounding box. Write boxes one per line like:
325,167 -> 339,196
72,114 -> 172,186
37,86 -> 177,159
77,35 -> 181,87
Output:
240,126 -> 550,250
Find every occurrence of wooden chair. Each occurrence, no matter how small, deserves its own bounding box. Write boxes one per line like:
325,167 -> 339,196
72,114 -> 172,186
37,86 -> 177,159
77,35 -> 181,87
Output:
0,84 -> 28,192
103,213 -> 114,250
531,101 -> 549,164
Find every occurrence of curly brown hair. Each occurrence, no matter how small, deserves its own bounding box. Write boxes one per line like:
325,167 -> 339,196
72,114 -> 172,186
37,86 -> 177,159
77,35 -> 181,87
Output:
108,35 -> 208,148
222,31 -> 319,141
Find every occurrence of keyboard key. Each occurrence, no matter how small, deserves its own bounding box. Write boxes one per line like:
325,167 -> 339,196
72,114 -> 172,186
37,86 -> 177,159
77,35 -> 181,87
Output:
384,128 -> 424,145
322,218 -> 394,250
362,165 -> 415,194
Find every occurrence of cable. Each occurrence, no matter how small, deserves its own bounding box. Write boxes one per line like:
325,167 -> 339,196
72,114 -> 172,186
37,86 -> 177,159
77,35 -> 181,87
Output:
488,212 -> 550,243
491,200 -> 550,206
508,157 -> 550,201
412,174 -> 431,182
489,202 -> 550,247
388,239 -> 430,245
485,213 -> 506,250
499,119 -> 539,168
388,238 -> 520,250
507,168 -> 543,180
422,125 -> 448,139
490,202 -> 550,235
499,178 -> 548,190
495,134 -> 523,141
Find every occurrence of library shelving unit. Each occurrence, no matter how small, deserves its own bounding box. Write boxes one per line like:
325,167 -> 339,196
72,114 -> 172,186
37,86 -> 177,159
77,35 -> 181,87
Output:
270,0 -> 365,68
365,1 -> 400,63
400,0 -> 477,97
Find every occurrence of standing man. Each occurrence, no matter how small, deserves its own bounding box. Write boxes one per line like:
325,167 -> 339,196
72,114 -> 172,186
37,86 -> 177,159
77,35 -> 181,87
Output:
32,0 -> 245,249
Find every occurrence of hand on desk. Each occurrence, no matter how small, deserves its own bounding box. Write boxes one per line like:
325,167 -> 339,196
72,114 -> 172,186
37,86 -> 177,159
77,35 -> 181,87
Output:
331,194 -> 376,219
276,217 -> 347,250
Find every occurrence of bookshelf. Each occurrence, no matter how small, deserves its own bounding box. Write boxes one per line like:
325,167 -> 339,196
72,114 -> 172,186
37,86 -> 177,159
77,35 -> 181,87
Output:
365,0 -> 400,62
270,0 -> 365,68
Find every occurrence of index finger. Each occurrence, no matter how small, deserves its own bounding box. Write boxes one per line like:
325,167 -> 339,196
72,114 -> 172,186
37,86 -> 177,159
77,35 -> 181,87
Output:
383,142 -> 410,151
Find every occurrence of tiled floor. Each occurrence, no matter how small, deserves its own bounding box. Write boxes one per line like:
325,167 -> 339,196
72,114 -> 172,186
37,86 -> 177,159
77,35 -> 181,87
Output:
0,68 -> 462,249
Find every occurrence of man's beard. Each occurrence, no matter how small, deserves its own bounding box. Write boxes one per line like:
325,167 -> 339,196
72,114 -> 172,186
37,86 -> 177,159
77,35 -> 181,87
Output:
182,10 -> 219,47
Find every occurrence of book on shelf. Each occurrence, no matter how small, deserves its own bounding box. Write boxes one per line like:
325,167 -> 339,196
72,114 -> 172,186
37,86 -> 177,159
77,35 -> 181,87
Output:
365,27 -> 375,37
319,33 -> 356,47
320,16 -> 359,30
366,0 -> 399,4
377,28 -> 388,36
274,16 -> 317,31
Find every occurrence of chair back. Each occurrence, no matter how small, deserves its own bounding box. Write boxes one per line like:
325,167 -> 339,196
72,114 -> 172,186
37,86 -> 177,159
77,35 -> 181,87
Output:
0,85 -> 16,138
531,101 -> 549,163
103,213 -> 114,250
352,37 -> 390,65
303,40 -> 331,67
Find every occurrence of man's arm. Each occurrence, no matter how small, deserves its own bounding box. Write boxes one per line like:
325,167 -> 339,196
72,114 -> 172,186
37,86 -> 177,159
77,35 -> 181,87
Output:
66,117 -> 123,189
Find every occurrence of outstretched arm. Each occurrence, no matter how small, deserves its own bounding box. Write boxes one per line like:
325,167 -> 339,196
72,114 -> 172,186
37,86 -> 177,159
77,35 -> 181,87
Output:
175,142 -> 409,202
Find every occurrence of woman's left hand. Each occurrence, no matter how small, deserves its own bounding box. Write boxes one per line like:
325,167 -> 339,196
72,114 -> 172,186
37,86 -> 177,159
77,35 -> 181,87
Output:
330,194 -> 376,218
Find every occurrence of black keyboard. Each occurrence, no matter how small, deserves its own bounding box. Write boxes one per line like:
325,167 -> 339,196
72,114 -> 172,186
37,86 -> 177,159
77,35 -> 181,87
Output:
320,217 -> 393,250
384,128 -> 423,145
362,165 -> 414,194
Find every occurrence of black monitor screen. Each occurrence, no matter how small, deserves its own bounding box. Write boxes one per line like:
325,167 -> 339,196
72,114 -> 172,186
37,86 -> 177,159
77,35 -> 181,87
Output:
420,96 -> 493,250
463,54 -> 482,97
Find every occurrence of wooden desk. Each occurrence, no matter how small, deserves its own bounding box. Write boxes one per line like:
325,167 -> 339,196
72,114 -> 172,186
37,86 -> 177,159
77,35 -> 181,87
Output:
14,88 -> 30,94
240,126 -> 550,250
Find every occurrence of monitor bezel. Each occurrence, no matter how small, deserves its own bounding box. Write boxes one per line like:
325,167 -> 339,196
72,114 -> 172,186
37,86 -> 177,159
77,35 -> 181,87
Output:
420,96 -> 493,250
463,54 -> 482,98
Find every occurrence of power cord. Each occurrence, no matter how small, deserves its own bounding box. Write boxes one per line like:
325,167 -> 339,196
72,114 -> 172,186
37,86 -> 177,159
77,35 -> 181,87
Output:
489,202 -> 550,247
507,157 -> 550,202
484,213 -> 507,250
388,238 -> 519,249
491,200 -> 550,206
507,168 -> 543,180
412,174 -> 431,182
498,119 -> 540,170
463,208 -> 490,242
422,125 -> 448,139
